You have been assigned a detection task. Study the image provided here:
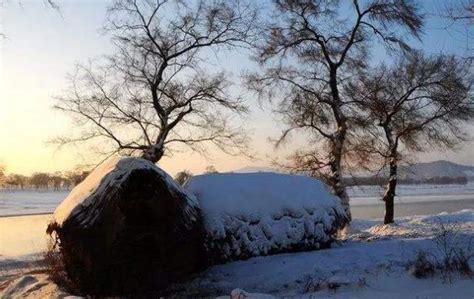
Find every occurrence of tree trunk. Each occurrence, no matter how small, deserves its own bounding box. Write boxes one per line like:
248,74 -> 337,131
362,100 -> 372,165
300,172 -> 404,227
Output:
383,158 -> 397,224
328,67 -> 351,221
381,123 -> 398,224
141,145 -> 164,163
329,134 -> 351,221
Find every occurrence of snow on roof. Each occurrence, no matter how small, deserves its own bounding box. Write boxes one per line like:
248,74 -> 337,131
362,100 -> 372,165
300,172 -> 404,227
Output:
185,172 -> 341,217
53,157 -> 197,226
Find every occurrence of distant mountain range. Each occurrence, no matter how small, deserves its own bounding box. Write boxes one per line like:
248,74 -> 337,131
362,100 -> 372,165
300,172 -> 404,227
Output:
234,160 -> 474,180
399,160 -> 474,180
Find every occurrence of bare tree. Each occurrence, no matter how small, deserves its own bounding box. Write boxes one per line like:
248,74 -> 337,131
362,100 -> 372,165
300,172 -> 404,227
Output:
65,169 -> 90,187
50,172 -> 65,190
174,169 -> 193,185
30,172 -> 52,189
204,165 -> 218,174
348,52 -> 473,224
55,0 -> 258,163
4,174 -> 29,189
0,164 -> 5,186
247,0 -> 423,220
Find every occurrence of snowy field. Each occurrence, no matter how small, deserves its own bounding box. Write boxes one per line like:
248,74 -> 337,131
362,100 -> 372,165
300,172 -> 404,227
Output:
1,210 -> 473,298
348,182 -> 474,205
1,182 -> 474,217
1,179 -> 474,297
0,190 -> 69,216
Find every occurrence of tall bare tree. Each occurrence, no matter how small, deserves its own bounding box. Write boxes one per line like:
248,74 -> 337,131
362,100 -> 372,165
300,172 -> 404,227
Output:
247,0 -> 423,220
55,0 -> 258,163
348,52 -> 473,224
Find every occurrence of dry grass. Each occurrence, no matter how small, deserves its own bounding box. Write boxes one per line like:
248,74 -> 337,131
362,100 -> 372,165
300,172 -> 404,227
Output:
407,220 -> 473,283
42,234 -> 79,295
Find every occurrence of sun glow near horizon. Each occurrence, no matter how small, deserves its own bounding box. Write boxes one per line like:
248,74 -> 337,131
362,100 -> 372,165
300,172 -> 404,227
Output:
1,0 -> 473,177
0,1 -> 275,176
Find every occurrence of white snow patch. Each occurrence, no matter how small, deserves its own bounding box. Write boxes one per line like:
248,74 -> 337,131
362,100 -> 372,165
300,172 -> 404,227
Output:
349,209 -> 474,240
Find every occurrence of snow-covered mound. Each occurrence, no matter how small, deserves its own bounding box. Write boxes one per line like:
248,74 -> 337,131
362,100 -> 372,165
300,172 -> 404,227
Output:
47,157 -> 203,295
185,172 -> 348,264
52,157 -> 198,227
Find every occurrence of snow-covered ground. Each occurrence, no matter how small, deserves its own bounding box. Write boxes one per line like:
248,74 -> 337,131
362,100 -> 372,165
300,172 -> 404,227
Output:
1,210 -> 473,298
1,173 -> 473,297
1,181 -> 474,217
348,181 -> 474,205
0,190 -> 69,216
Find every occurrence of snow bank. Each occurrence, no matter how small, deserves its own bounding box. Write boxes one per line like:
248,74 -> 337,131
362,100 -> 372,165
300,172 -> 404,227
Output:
185,172 -> 348,264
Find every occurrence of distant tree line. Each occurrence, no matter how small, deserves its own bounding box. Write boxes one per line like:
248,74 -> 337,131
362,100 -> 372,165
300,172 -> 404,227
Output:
0,167 -> 90,190
423,176 -> 468,185
344,176 -> 468,187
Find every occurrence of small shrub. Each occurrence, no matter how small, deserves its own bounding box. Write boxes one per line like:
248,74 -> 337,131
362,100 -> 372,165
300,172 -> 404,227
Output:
43,235 -> 78,294
432,221 -> 473,283
174,170 -> 193,186
407,251 -> 435,278
357,277 -> 367,288
452,248 -> 473,277
408,220 -> 473,282
304,277 -> 327,293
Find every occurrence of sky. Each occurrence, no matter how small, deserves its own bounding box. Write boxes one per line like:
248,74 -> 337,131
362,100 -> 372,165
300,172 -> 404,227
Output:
0,0 -> 473,176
